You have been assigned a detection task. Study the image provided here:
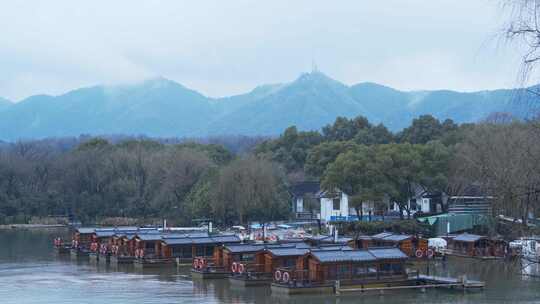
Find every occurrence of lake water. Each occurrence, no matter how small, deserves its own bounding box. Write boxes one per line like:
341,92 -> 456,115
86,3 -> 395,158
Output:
1,228 -> 540,304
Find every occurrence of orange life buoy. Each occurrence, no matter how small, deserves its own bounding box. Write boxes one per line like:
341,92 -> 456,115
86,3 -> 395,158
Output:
274,270 -> 282,281
282,272 -> 290,283
415,249 -> 424,258
231,262 -> 238,273
238,263 -> 245,274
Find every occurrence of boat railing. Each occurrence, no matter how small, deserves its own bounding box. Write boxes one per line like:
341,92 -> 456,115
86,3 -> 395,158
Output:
230,263 -> 269,279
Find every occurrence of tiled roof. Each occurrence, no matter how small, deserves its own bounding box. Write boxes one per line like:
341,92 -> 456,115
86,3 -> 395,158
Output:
162,234 -> 241,246
163,238 -> 192,245
307,235 -> 353,244
371,232 -> 394,240
191,237 -> 217,245
311,247 -> 408,263
225,244 -> 266,253
312,250 -> 377,263
453,233 -> 485,242
76,227 -> 97,234
136,234 -> 165,241
211,235 -> 241,243
95,231 -> 117,238
368,248 -> 408,260
267,248 -> 310,257
382,234 -> 412,242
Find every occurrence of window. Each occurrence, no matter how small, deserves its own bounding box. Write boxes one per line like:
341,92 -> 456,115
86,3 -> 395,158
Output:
196,246 -> 205,256
205,246 -> 214,256
327,265 -> 337,279
391,263 -> 403,274
333,198 -> 340,211
355,265 -> 367,275
283,258 -> 296,268
338,264 -> 350,278
241,253 -> 255,261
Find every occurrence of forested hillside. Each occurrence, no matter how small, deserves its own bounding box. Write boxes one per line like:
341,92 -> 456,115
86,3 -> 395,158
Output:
1,114 -> 539,230
0,71 -> 534,141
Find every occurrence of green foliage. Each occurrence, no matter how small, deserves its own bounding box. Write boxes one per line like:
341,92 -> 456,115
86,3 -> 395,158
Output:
254,126 -> 323,172
174,142 -> 234,165
398,115 -> 457,144
213,156 -> 290,225
305,141 -> 362,177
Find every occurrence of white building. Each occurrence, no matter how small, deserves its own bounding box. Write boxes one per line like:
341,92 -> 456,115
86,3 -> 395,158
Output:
318,190 -> 376,223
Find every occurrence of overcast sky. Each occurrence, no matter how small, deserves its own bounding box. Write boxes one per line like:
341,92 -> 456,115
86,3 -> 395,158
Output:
0,1 -> 527,101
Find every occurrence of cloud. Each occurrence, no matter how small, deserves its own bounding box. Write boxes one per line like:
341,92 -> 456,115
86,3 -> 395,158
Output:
0,0 -> 526,100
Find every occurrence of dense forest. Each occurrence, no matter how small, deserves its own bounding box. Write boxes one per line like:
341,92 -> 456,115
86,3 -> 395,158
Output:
1,113 -> 539,230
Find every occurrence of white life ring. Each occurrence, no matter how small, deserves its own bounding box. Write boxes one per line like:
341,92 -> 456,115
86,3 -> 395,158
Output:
427,249 -> 435,259
415,249 -> 424,258
231,262 -> 238,273
274,270 -> 282,281
282,272 -> 290,283
238,263 -> 245,274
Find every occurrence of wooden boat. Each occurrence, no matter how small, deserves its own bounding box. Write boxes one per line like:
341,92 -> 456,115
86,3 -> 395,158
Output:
53,237 -> 71,254
227,243 -> 313,286
370,232 -> 429,258
160,234 -> 240,266
441,233 -> 507,260
69,227 -> 96,260
133,233 -> 174,269
271,247 -> 412,295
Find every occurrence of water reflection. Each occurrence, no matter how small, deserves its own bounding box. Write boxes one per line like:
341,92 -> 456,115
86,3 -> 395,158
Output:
0,228 -> 540,304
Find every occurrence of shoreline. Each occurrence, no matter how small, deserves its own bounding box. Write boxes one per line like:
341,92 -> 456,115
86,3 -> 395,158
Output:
0,224 -> 67,230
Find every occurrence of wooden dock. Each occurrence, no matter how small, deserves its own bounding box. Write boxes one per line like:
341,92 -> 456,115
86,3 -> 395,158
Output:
337,274 -> 484,294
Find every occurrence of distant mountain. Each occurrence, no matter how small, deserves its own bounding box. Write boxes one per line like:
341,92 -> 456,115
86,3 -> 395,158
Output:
0,72 -> 535,141
207,71 -> 373,135
0,97 -> 11,112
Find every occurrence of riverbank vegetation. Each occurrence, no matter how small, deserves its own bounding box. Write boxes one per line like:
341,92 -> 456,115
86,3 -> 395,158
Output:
1,113 -> 539,236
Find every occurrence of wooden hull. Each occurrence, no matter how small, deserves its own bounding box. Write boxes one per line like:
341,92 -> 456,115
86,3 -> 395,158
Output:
191,269 -> 230,280
441,249 -> 504,260
88,252 -> 99,263
271,275 -> 485,296
133,258 -> 175,269
98,254 -> 110,265
54,246 -> 70,255
229,276 -> 272,287
176,257 -> 194,266
70,248 -> 89,260
271,283 -> 334,295
110,255 -> 135,266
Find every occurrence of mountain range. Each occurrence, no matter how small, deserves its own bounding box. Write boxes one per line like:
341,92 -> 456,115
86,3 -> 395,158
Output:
0,71 -> 535,141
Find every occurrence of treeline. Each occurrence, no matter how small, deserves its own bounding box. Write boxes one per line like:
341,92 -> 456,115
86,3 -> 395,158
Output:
1,113 -> 539,231
0,138 -> 288,225
256,114 -> 540,229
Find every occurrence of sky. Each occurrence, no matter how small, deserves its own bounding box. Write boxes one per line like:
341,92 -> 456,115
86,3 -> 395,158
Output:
0,0 -> 528,101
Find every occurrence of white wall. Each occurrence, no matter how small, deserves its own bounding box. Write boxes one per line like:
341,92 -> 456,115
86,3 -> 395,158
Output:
320,192 -> 350,222
340,192 -> 349,217
296,197 -> 304,212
